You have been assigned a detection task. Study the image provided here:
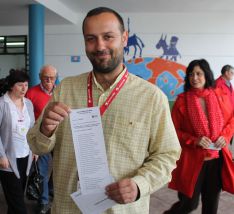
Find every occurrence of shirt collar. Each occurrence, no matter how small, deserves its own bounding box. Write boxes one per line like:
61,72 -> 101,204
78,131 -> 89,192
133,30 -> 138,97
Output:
92,65 -> 127,92
40,83 -> 55,95
221,76 -> 231,87
3,92 -> 11,103
4,92 -> 26,106
225,79 -> 231,87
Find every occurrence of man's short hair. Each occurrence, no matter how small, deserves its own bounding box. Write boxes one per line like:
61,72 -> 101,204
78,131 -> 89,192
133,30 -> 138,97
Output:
221,64 -> 234,75
39,65 -> 57,76
82,7 -> 125,34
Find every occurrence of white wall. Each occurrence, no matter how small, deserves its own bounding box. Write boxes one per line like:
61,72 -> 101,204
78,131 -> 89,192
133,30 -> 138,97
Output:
1,12 -> 234,81
44,25 -> 89,79
0,55 -> 25,79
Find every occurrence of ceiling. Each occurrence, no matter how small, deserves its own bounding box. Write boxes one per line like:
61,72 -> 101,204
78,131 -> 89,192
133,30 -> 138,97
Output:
1,0 -> 234,26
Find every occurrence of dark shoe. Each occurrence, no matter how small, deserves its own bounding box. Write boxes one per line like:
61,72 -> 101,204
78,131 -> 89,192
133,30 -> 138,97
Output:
49,189 -> 54,201
38,203 -> 51,214
49,189 -> 54,197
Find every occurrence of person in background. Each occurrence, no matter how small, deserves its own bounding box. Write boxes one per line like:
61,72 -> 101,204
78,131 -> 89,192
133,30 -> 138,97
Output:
164,59 -> 234,214
216,64 -> 234,146
0,69 -> 35,214
27,7 -> 181,214
216,64 -> 234,107
26,65 -> 57,214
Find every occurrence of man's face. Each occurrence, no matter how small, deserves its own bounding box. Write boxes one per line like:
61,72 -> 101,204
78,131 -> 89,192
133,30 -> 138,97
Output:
224,69 -> 234,81
83,12 -> 128,74
40,67 -> 56,92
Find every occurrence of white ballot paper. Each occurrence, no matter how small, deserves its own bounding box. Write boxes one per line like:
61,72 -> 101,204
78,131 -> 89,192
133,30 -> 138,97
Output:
208,143 -> 221,151
70,107 -> 116,213
71,185 -> 116,214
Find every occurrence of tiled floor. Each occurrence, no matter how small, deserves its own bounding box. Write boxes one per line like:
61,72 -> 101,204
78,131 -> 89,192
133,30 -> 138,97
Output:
0,183 -> 233,214
150,142 -> 234,214
150,186 -> 234,214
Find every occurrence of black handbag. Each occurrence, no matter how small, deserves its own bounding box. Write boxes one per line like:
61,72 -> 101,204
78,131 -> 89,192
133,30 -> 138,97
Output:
25,160 -> 43,201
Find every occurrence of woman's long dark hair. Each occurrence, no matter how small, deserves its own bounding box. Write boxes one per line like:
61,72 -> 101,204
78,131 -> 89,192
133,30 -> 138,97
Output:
184,59 -> 215,92
0,69 -> 29,96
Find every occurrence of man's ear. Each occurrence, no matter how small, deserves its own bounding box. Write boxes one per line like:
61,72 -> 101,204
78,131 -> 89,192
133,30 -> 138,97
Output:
122,31 -> 128,47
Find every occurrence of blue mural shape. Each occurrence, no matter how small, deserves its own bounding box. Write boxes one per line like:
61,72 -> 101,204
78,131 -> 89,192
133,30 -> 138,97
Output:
156,34 -> 181,61
156,70 -> 185,100
124,18 -> 145,61
124,58 -> 153,80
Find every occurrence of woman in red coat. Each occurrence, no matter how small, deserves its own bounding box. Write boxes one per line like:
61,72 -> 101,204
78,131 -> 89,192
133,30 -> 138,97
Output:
164,59 -> 234,214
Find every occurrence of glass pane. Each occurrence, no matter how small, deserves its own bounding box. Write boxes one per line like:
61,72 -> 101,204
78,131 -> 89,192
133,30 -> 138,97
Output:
0,35 -> 27,54
6,36 -> 26,42
6,47 -> 24,53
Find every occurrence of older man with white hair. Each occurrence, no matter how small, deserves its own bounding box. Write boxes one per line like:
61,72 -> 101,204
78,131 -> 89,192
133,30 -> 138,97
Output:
26,65 -> 57,214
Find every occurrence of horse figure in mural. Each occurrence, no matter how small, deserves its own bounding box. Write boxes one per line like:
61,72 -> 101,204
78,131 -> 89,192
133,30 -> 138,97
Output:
156,34 -> 181,61
124,34 -> 145,58
124,18 -> 145,61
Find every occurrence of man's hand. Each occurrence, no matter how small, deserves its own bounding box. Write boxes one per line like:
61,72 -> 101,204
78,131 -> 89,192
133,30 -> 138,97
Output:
40,102 -> 70,137
0,157 -> 9,169
214,136 -> 226,148
105,178 -> 139,204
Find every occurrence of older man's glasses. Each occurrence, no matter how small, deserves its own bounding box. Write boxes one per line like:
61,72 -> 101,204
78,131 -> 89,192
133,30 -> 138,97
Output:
41,76 -> 56,81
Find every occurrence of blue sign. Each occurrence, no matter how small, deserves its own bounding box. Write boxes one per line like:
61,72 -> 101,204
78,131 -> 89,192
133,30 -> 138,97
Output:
71,56 -> 80,62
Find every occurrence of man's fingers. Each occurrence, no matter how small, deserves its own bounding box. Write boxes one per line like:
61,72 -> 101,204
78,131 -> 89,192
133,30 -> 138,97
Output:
45,102 -> 70,118
51,102 -> 71,114
106,183 -> 132,195
109,192 -> 135,204
41,102 -> 71,136
44,113 -> 64,125
105,179 -> 138,204
106,179 -> 132,192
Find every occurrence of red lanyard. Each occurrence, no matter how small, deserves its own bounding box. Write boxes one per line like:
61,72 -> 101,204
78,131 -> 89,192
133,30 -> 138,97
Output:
87,70 -> 129,116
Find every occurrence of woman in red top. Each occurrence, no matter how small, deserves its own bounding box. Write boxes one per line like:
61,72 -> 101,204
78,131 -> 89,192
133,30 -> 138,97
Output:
164,59 -> 234,214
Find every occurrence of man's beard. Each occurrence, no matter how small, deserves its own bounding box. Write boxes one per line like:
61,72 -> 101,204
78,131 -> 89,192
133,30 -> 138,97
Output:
88,50 -> 123,74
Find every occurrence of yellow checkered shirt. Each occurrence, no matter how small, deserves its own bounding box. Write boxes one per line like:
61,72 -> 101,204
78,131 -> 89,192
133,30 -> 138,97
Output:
27,70 -> 181,214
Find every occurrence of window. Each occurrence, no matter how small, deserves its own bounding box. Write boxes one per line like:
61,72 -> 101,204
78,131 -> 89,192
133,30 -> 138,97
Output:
0,35 -> 28,78
0,35 -> 27,54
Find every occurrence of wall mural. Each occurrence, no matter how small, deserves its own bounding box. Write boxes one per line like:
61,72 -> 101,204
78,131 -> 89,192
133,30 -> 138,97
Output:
124,18 -> 145,62
124,18 -> 186,101
156,34 -> 181,61
125,58 -> 186,101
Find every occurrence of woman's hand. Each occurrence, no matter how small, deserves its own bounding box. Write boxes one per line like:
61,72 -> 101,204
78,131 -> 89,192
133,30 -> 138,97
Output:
196,136 -> 212,149
214,136 -> 226,149
0,157 -> 10,169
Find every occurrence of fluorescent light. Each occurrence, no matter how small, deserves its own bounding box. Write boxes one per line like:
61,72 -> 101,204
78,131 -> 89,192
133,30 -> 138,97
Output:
6,42 -> 25,46
0,37 -> 4,41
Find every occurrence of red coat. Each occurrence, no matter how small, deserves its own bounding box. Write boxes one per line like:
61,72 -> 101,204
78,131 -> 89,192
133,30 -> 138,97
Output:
168,88 -> 234,197
216,76 -> 234,109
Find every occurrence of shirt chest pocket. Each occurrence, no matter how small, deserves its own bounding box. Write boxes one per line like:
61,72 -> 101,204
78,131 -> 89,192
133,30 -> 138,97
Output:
106,118 -> 150,152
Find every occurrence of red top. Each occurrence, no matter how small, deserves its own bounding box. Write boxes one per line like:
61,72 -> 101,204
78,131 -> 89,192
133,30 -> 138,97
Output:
168,88 -> 234,197
216,76 -> 234,109
26,85 -> 51,120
